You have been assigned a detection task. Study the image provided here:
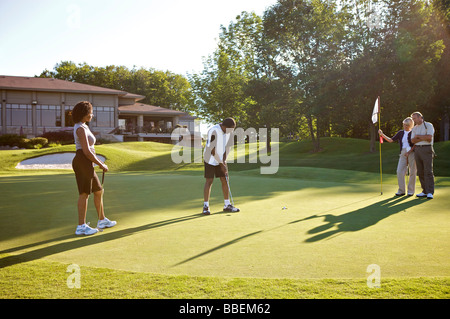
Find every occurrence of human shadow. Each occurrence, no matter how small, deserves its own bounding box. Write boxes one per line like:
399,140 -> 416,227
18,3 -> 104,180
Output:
303,196 -> 426,243
0,213 -> 206,269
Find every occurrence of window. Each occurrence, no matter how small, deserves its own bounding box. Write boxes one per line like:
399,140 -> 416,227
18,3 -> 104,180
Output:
36,105 -> 61,127
6,104 -> 32,126
65,105 -> 74,127
93,106 -> 114,127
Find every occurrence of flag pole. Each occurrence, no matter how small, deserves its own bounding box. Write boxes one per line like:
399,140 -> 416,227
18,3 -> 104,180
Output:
378,96 -> 383,195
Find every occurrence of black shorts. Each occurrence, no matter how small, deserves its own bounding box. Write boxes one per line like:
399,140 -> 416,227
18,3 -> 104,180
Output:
204,162 -> 226,178
72,150 -> 103,195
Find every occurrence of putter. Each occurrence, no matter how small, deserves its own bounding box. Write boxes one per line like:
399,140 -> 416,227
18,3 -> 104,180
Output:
96,170 -> 105,232
225,174 -> 235,207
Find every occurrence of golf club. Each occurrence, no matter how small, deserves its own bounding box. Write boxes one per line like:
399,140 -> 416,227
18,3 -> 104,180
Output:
95,170 -> 105,232
225,174 -> 234,207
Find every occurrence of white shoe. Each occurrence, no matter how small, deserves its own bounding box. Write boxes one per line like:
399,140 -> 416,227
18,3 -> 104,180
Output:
97,217 -> 117,229
427,193 -> 433,199
416,192 -> 427,198
75,224 -> 99,236
223,204 -> 240,212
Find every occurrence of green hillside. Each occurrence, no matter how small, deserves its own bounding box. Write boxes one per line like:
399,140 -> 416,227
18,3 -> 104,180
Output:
1,137 -> 449,177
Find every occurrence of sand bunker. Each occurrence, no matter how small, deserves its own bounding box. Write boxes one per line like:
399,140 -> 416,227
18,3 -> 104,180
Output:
16,153 -> 106,169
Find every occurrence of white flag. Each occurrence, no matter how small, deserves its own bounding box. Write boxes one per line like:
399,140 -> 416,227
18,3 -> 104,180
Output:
372,97 -> 380,124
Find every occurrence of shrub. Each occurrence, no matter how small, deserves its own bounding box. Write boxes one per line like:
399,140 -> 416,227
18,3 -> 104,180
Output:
41,130 -> 74,144
0,134 -> 25,147
29,137 -> 48,149
0,134 -> 48,149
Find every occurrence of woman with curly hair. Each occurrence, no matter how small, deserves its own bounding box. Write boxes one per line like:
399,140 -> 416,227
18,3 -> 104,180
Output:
71,101 -> 116,235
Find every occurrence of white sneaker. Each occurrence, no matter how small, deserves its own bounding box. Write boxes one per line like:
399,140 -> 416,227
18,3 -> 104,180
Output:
427,193 -> 433,199
75,224 -> 99,236
223,204 -> 240,212
97,217 -> 117,229
416,192 -> 427,198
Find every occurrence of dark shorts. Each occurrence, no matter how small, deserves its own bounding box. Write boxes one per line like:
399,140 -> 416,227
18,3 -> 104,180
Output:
72,150 -> 103,195
204,162 -> 226,179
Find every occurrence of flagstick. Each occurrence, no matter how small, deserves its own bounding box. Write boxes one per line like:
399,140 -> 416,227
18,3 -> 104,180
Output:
378,96 -> 383,195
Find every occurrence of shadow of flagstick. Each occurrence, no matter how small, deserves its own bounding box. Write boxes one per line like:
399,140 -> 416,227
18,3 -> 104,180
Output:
171,231 -> 263,267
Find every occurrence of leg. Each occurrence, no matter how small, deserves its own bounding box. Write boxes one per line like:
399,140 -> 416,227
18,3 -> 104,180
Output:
219,176 -> 229,200
415,147 -> 426,193
204,178 -> 214,202
422,148 -> 435,194
77,193 -> 89,225
396,151 -> 407,194
407,152 -> 417,195
93,190 -> 105,221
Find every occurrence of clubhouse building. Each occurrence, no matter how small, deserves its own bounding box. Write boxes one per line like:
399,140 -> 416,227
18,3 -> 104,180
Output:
0,75 -> 199,144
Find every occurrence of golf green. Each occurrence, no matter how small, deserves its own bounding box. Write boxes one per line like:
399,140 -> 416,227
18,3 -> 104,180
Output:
1,170 -> 449,280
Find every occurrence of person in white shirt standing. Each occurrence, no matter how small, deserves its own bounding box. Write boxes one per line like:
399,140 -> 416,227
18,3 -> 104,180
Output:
410,111 -> 435,199
203,118 -> 240,215
72,101 -> 117,235
379,117 -> 416,196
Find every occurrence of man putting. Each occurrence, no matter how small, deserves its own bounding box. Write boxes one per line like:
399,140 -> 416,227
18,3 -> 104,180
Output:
203,118 -> 240,215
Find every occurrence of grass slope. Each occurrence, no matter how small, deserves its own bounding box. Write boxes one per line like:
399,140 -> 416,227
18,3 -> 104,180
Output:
2,137 -> 449,176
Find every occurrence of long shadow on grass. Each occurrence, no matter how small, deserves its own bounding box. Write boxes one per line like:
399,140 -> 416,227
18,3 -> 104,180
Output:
170,196 -> 427,267
0,213 -> 205,269
300,196 -> 427,242
172,230 -> 263,268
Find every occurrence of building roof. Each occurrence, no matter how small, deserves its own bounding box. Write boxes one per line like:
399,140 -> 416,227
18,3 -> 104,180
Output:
0,75 -> 127,95
118,103 -> 186,116
118,92 -> 145,101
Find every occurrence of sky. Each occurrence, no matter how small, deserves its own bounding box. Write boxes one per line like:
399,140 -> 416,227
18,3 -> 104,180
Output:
0,0 -> 277,78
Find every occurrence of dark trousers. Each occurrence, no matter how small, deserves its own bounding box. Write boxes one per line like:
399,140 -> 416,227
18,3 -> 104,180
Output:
414,145 -> 435,194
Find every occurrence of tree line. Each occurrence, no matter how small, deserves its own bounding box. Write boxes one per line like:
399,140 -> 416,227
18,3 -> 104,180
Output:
39,62 -> 194,114
39,0 -> 449,152
189,0 -> 449,151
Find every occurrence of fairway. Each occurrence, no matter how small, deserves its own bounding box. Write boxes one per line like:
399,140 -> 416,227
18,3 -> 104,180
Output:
1,170 -> 449,281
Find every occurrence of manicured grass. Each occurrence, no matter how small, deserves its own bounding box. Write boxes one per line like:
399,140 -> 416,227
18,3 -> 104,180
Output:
1,255 -> 448,299
1,138 -> 449,299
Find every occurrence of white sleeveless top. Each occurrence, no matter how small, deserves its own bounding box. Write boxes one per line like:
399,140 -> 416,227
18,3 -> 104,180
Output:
74,122 -> 96,153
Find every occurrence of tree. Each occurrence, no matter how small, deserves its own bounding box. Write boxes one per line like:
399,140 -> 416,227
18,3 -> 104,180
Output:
264,0 -> 352,152
38,62 -> 195,113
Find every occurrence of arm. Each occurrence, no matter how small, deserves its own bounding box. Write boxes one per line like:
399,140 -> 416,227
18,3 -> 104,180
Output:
405,145 -> 415,157
210,146 -> 228,175
76,127 -> 108,171
378,130 -> 394,143
411,135 -> 432,143
411,122 -> 434,143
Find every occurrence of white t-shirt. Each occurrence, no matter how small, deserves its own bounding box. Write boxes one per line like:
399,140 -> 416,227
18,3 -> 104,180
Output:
203,124 -> 232,166
74,122 -> 96,153
402,130 -> 411,152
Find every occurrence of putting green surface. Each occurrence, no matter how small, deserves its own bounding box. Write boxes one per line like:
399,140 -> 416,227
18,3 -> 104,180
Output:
1,170 -> 449,280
